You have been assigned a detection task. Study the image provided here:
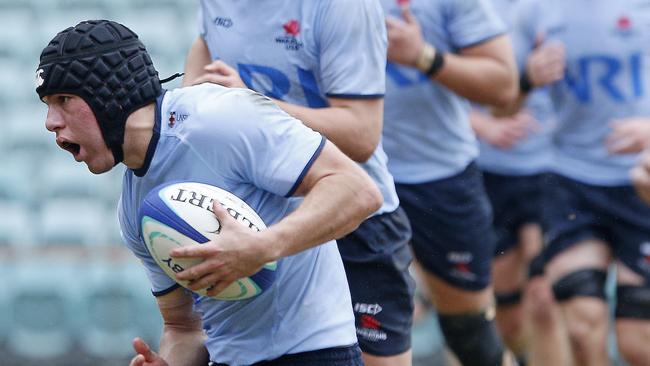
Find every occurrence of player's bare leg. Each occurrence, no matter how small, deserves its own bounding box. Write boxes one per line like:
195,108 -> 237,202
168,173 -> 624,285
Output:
525,273 -> 574,366
492,225 -> 540,356
420,269 -> 517,366
362,350 -> 412,366
545,240 -> 611,366
614,261 -> 650,366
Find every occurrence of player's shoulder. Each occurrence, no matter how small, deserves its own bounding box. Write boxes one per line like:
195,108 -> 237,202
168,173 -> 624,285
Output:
168,84 -> 274,121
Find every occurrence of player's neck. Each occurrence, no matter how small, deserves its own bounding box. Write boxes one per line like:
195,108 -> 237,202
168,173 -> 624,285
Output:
122,103 -> 156,170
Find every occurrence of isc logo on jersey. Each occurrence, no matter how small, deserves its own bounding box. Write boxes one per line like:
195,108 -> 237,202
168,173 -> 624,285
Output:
139,182 -> 277,300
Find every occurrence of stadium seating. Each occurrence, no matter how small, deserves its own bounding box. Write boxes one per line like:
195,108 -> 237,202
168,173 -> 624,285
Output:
39,198 -> 111,246
5,259 -> 82,360
77,261 -> 147,359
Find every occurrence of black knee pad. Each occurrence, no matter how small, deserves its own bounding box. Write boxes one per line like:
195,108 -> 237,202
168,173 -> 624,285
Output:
438,307 -> 505,366
495,289 -> 523,306
527,254 -> 545,279
552,269 -> 607,302
615,285 -> 650,320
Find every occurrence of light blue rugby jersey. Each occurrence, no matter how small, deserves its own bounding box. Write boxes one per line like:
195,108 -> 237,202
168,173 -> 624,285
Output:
475,0 -> 554,176
118,84 -> 357,365
515,0 -> 650,185
379,0 -> 506,183
198,0 -> 399,215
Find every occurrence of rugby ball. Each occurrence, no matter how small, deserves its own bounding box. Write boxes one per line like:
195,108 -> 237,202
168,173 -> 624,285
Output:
138,181 -> 277,300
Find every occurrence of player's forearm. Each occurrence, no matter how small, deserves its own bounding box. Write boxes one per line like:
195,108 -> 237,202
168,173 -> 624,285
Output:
158,327 -> 209,366
266,168 -> 382,259
435,52 -> 517,108
183,37 -> 212,87
273,99 -> 383,163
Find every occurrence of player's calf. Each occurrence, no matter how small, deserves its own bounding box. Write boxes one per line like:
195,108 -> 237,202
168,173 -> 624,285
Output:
615,285 -> 650,366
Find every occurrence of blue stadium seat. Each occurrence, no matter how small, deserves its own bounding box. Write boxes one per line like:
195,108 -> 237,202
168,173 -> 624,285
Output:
5,259 -> 82,360
0,152 -> 38,205
39,198 -> 110,246
0,6 -> 37,62
39,152 -> 113,201
77,260 -> 145,359
0,59 -> 36,105
6,102 -> 52,154
0,201 -> 36,246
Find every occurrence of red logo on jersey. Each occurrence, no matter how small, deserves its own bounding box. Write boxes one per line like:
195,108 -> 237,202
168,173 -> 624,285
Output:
617,15 -> 631,30
168,112 -> 176,127
360,315 -> 381,330
283,20 -> 300,36
455,263 -> 471,273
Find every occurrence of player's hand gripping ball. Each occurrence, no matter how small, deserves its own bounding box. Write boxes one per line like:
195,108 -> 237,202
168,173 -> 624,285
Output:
139,182 -> 277,300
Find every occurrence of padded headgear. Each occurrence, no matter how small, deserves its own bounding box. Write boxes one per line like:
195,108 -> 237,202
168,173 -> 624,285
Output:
35,19 -> 162,164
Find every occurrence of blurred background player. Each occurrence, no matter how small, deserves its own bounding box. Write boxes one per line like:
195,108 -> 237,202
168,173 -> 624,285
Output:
378,0 -> 519,365
470,0 -> 572,365
36,19 -> 383,366
181,1 -> 417,366
509,1 -> 650,365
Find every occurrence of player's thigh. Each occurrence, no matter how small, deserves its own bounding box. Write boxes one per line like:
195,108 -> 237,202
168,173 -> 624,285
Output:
544,239 -> 611,283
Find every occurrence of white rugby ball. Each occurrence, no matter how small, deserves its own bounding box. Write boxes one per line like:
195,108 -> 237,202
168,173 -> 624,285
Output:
138,181 -> 277,300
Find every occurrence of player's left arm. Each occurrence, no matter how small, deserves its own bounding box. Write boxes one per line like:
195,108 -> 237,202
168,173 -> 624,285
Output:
386,6 -> 518,108
171,140 -> 383,296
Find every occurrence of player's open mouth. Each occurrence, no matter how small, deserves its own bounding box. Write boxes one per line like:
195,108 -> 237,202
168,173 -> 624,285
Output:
60,141 -> 81,156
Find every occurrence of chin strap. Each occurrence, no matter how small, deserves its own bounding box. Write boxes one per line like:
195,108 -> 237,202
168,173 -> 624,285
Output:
160,72 -> 185,84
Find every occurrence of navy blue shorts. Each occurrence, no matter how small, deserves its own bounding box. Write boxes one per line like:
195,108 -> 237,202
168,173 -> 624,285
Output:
396,162 -> 496,291
482,172 -> 545,255
209,344 -> 363,365
337,207 -> 415,356
542,174 -> 650,281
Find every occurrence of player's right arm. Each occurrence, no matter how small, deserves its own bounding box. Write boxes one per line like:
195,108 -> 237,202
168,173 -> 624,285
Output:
130,288 -> 208,366
386,5 -> 518,108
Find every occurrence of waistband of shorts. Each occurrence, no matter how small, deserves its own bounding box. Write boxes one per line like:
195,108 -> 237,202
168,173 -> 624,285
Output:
208,343 -> 360,365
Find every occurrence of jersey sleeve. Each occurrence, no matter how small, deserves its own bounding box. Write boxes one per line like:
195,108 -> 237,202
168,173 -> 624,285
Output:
197,5 -> 207,37
190,88 -> 326,197
511,0 -> 540,70
118,186 -> 179,296
316,0 -> 387,98
445,0 -> 507,50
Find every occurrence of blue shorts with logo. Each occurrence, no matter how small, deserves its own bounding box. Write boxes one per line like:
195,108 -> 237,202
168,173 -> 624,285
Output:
396,162 -> 496,291
209,344 -> 363,365
337,207 -> 415,356
482,171 -> 545,255
542,174 -> 650,281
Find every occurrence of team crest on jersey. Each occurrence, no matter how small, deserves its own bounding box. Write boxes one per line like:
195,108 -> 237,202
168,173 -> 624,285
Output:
275,20 -> 303,51
168,111 -> 189,127
613,15 -> 636,37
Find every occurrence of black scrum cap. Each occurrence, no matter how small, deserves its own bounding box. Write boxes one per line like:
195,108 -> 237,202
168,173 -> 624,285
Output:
36,19 -> 162,164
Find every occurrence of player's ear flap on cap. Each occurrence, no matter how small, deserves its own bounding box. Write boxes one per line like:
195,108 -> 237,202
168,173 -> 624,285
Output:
35,19 -> 163,165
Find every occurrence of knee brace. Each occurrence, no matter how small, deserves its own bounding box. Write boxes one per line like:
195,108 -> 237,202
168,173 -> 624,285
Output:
495,289 -> 523,306
552,269 -> 607,302
438,306 -> 505,366
615,285 -> 650,320
527,254 -> 545,279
